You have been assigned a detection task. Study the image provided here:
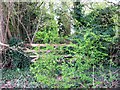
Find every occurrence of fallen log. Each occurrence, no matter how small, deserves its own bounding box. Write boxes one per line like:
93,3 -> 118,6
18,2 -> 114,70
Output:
25,44 -> 72,47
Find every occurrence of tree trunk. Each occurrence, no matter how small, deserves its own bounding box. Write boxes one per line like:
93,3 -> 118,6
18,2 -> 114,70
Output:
0,2 -> 6,64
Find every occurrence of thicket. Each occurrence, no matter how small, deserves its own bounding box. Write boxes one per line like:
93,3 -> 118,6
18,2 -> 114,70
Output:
1,1 -> 120,88
30,2 -> 119,88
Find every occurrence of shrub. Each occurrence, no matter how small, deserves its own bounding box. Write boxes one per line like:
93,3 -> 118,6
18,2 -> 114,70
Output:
30,29 -> 111,88
3,38 -> 31,70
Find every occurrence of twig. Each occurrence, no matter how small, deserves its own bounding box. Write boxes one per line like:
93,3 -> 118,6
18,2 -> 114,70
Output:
112,69 -> 120,74
0,42 -> 30,59
18,19 -> 32,43
5,2 -> 12,40
107,1 -> 120,6
92,65 -> 95,87
12,6 -> 32,43
31,2 -> 44,43
0,42 -> 9,47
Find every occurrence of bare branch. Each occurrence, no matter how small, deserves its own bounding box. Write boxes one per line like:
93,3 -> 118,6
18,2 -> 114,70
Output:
0,42 -> 9,47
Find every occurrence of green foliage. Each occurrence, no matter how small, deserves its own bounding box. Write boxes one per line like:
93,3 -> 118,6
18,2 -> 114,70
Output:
2,68 -> 40,88
72,2 -> 85,27
55,2 -> 71,36
8,37 -> 23,47
3,38 -> 31,70
5,49 -> 31,70
30,3 -> 119,87
35,19 -> 60,44
30,28 -> 113,88
80,31 -> 109,64
85,5 -> 118,36
4,2 -> 119,88
30,45 -> 92,88
72,4 -> 119,64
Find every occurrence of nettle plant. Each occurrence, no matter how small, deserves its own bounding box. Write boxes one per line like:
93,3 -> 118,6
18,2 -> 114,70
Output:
30,28 -> 111,88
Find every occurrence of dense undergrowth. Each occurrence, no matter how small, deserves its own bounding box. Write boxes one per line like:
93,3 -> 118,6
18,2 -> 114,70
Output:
30,29 -> 119,88
1,1 -> 120,88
